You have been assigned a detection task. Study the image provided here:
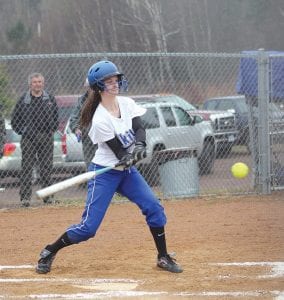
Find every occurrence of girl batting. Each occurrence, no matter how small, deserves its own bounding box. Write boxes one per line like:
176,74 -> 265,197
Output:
35,60 -> 183,274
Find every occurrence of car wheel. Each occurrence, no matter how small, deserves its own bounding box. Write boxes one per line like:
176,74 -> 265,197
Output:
199,140 -> 215,175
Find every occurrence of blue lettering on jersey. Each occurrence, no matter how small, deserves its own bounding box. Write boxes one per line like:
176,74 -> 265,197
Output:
117,129 -> 135,148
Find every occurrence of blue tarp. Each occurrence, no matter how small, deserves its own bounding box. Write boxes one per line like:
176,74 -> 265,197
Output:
236,50 -> 284,100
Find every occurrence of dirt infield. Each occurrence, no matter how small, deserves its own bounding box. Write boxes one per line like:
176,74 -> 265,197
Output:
0,191 -> 284,299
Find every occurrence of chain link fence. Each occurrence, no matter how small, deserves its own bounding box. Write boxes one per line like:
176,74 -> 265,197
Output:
0,52 -> 283,207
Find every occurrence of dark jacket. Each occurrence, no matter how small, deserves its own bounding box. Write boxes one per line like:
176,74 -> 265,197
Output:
11,91 -> 59,138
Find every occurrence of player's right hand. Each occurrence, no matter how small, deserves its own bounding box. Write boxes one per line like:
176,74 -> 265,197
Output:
119,153 -> 135,169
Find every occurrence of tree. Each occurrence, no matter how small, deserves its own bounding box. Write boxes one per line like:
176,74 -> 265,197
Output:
6,20 -> 32,54
0,65 -> 14,117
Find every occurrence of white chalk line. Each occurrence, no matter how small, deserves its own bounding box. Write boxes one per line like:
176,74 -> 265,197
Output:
1,278 -> 281,298
0,290 -> 284,299
0,264 -> 33,270
1,262 -> 284,299
0,277 -> 140,284
210,262 -> 284,279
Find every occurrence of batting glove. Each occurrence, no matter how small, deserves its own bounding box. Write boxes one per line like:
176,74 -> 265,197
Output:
132,142 -> 147,163
119,153 -> 135,169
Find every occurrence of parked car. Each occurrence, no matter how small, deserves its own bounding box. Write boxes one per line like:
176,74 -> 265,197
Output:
55,94 -> 80,132
202,95 -> 284,149
60,118 -> 86,169
0,120 -> 85,182
203,96 -> 249,147
190,109 -> 238,157
132,95 -> 216,176
139,94 -> 238,158
0,120 -> 22,178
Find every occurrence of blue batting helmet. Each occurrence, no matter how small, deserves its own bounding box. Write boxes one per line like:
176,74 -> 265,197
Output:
87,60 -> 128,91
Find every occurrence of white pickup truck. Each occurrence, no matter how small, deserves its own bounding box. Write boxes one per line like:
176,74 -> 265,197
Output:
189,109 -> 238,157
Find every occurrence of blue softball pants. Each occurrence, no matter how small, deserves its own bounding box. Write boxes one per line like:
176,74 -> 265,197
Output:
66,163 -> 167,244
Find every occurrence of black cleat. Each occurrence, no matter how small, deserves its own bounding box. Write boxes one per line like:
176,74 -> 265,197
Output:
36,248 -> 56,274
157,254 -> 183,273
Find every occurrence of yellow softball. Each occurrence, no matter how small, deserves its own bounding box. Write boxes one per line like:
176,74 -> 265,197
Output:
231,162 -> 249,179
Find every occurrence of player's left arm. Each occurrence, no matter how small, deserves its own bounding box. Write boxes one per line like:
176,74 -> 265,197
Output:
132,116 -> 146,144
106,137 -> 134,168
105,117 -> 146,167
132,116 -> 147,162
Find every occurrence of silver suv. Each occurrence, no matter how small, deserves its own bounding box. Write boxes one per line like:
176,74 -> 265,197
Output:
133,95 -> 216,177
142,94 -> 238,158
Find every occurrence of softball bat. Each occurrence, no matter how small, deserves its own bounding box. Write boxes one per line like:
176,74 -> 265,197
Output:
36,164 -> 119,199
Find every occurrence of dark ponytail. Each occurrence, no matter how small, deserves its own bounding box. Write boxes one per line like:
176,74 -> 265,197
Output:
80,86 -> 101,128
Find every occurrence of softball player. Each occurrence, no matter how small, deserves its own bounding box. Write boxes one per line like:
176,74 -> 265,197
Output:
35,60 -> 183,274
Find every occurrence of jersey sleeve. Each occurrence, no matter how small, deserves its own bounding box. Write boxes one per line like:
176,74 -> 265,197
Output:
127,97 -> 147,118
88,120 -> 115,145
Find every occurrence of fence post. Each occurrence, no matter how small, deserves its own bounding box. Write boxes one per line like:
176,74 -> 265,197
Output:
257,49 -> 271,194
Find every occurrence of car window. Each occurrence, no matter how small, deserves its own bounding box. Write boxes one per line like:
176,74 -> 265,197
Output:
217,100 -> 235,111
5,128 -> 21,143
193,115 -> 204,123
159,95 -> 197,111
173,107 -> 192,126
235,99 -> 248,113
204,100 -> 218,110
160,107 -> 177,127
141,107 -> 160,129
54,131 -> 62,141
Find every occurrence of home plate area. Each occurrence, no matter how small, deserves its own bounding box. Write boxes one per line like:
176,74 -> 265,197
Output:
0,262 -> 283,299
1,195 -> 283,299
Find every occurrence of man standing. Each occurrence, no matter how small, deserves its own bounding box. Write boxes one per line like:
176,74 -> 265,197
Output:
69,79 -> 97,168
11,73 -> 59,207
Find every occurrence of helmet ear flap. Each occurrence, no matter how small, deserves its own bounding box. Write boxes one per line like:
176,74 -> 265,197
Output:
90,83 -> 103,92
90,80 -> 105,91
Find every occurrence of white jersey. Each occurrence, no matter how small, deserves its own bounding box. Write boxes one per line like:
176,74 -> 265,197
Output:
88,96 -> 146,166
